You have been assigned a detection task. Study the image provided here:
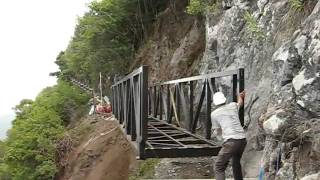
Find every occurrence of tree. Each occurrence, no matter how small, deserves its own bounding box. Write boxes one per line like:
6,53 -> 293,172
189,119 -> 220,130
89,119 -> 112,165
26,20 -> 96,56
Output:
13,99 -> 33,120
3,81 -> 89,179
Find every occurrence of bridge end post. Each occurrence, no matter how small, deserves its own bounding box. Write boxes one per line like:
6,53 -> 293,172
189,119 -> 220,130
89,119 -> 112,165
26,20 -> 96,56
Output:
205,79 -> 212,139
138,65 -> 148,160
188,81 -> 194,131
159,86 -> 163,120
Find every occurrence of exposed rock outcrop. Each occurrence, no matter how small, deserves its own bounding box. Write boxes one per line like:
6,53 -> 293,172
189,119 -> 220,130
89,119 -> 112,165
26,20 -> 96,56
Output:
200,0 -> 320,179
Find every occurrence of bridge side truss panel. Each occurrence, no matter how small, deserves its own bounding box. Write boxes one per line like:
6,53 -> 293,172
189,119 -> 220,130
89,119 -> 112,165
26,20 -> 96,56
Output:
112,66 -> 244,159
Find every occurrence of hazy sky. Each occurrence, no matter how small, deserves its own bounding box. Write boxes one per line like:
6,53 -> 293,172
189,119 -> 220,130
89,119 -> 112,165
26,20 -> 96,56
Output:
0,0 -> 91,117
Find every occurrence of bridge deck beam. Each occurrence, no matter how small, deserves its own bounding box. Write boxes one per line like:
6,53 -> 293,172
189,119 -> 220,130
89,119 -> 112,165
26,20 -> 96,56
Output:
144,118 -> 221,159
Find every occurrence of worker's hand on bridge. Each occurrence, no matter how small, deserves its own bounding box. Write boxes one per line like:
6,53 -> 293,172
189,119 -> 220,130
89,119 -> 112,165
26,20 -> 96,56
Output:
239,91 -> 246,98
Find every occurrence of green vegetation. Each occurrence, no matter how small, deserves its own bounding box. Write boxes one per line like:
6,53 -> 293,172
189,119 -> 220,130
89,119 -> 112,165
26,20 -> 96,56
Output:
0,141 -> 10,180
53,0 -> 167,91
187,0 -> 204,15
0,81 -> 89,179
186,0 -> 217,15
243,11 -> 265,40
129,159 -> 160,180
289,0 -> 304,11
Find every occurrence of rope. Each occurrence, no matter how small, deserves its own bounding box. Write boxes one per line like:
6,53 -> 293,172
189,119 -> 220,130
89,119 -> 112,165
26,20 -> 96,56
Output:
276,143 -> 282,173
82,126 -> 119,149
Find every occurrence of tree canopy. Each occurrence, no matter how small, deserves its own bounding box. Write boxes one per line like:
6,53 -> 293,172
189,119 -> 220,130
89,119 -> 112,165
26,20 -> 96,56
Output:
54,0 -> 167,90
1,81 -> 89,179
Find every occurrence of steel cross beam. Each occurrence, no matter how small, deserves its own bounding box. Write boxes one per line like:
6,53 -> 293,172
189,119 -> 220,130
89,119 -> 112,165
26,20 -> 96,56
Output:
145,118 -> 220,158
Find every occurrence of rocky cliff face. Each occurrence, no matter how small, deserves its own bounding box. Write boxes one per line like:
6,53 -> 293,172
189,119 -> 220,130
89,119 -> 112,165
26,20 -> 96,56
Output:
201,0 -> 320,179
133,0 -> 320,179
130,0 -> 205,84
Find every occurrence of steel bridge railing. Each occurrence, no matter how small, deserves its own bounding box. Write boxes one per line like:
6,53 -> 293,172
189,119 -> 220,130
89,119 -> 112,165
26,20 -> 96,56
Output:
70,78 -> 94,94
148,68 -> 245,140
112,66 -> 244,159
111,66 -> 148,159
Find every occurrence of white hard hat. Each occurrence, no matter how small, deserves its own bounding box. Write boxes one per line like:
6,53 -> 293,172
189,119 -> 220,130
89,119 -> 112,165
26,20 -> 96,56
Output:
213,92 -> 226,106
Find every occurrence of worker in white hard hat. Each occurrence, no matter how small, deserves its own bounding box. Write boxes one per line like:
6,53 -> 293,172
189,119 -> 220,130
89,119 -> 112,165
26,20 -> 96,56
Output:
211,91 -> 246,180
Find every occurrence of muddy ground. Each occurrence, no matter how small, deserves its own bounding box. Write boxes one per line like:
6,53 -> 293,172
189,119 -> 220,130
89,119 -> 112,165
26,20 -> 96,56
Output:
58,115 -> 137,180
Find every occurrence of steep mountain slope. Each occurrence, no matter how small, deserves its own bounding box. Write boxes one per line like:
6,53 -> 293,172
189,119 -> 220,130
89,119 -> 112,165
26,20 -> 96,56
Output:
57,115 -> 137,180
130,0 -> 205,84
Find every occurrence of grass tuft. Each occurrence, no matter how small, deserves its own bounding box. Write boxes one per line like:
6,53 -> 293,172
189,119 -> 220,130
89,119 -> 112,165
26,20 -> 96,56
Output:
129,158 -> 160,180
289,0 -> 304,11
243,11 -> 265,40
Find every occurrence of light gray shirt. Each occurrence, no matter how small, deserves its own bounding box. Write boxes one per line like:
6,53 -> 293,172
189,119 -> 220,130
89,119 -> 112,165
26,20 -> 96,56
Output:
211,102 -> 246,141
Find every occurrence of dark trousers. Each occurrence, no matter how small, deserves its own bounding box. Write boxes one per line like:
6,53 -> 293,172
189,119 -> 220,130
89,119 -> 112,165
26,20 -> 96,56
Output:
215,138 -> 247,180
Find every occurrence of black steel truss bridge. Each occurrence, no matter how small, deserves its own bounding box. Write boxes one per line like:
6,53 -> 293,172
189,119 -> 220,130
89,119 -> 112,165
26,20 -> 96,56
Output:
111,66 -> 245,159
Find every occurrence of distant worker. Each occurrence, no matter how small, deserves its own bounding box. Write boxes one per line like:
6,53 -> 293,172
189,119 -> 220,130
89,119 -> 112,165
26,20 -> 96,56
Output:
211,91 -> 246,180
